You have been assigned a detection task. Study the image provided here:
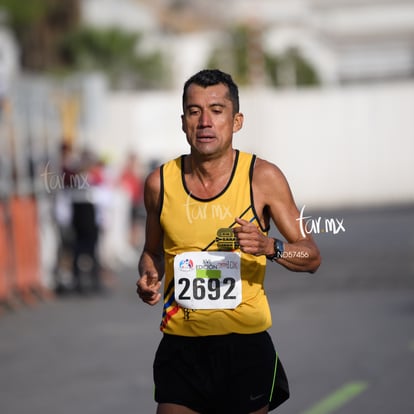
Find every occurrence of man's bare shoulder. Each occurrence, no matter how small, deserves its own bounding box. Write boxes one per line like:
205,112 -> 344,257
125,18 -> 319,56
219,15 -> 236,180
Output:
144,167 -> 162,210
145,167 -> 161,192
253,157 -> 287,185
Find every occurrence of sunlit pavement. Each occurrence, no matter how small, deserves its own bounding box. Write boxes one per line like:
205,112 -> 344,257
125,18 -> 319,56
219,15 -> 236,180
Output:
1,205 -> 413,414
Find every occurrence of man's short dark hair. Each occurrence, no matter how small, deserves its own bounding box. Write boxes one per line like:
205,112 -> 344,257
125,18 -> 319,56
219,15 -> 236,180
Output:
182,69 -> 240,114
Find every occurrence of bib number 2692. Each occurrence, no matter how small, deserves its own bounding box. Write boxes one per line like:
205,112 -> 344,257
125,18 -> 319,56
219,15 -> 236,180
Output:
174,252 -> 242,309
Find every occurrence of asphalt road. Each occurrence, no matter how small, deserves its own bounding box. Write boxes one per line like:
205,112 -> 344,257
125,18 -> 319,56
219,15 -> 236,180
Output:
1,204 -> 413,414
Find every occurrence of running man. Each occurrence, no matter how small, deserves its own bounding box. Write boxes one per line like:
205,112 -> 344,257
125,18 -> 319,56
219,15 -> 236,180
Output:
136,69 -> 321,414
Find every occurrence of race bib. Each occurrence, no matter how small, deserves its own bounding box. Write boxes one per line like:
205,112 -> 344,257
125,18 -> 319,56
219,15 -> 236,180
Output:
174,251 -> 242,310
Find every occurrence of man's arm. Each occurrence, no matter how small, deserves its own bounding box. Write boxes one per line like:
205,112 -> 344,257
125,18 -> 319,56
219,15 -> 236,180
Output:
136,168 -> 165,305
233,158 -> 321,273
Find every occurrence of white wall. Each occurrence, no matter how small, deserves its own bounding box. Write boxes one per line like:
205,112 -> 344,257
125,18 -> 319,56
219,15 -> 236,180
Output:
91,82 -> 414,209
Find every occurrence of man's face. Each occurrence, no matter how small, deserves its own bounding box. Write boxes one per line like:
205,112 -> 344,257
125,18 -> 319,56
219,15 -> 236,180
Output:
181,83 -> 243,159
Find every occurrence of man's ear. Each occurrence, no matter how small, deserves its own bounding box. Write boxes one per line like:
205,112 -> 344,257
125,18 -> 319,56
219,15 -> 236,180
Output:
233,112 -> 244,133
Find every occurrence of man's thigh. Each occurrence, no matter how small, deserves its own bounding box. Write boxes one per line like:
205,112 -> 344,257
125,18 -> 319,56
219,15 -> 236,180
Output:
156,403 -> 269,414
157,403 -> 199,414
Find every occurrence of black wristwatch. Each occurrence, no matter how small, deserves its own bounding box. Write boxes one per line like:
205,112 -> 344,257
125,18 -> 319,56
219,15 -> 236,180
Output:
266,238 -> 284,261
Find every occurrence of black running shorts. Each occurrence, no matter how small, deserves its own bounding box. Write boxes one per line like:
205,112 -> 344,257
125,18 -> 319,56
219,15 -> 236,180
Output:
153,331 -> 289,413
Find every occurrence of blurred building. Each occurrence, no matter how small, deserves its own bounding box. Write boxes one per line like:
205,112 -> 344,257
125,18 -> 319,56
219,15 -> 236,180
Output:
308,0 -> 414,84
82,0 -> 414,87
0,10 -> 19,100
82,0 -> 157,32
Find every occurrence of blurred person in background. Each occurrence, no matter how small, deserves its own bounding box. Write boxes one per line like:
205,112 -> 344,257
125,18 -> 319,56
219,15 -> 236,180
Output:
53,141 -> 77,294
118,152 -> 144,248
136,69 -> 321,413
70,149 -> 107,294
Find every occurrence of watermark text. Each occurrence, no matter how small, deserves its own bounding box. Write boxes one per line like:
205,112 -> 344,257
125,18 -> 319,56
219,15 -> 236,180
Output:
296,205 -> 346,237
41,161 -> 90,193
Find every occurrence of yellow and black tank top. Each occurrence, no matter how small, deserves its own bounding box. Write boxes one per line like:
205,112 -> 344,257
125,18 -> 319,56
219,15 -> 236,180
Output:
159,150 -> 272,336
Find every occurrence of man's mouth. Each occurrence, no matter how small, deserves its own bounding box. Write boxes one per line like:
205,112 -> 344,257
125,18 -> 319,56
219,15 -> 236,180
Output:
196,134 -> 215,140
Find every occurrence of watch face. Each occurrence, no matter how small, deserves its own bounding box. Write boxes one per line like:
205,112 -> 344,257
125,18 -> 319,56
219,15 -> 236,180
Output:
276,239 -> 284,254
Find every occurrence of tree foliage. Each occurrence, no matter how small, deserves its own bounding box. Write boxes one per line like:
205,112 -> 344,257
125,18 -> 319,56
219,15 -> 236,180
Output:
0,0 -> 79,70
265,48 -> 320,87
60,27 -> 168,89
207,24 -> 320,88
0,0 -> 169,89
0,0 -> 51,29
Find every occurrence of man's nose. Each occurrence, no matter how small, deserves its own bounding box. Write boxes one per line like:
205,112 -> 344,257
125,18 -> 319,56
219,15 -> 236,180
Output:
198,111 -> 212,127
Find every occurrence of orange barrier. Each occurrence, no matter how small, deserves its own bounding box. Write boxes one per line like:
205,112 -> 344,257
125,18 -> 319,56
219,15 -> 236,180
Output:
0,202 -> 15,311
9,196 -> 50,305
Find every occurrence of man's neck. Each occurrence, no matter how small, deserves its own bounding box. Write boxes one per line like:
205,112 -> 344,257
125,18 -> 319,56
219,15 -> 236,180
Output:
184,150 -> 236,199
